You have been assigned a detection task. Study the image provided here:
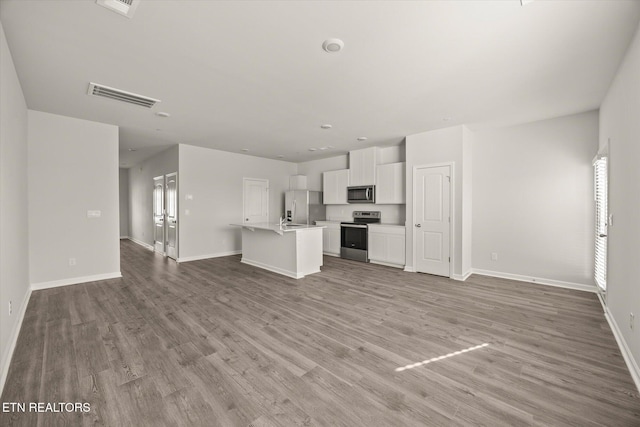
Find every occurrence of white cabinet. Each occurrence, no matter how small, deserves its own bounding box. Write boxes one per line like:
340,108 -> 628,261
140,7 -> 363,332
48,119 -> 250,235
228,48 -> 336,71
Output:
349,147 -> 377,186
368,225 -> 405,267
375,162 -> 405,204
316,221 -> 341,256
322,169 -> 349,205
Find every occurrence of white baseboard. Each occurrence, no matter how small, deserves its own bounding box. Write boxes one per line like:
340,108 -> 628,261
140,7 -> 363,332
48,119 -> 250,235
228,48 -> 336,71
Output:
598,294 -> 640,393
471,268 -> 596,293
370,259 -> 404,269
323,252 -> 340,257
119,235 -> 130,240
128,237 -> 154,251
403,266 -> 415,273
452,270 -> 473,281
31,272 -> 122,291
241,258 -> 307,279
178,250 -> 242,263
0,286 -> 32,396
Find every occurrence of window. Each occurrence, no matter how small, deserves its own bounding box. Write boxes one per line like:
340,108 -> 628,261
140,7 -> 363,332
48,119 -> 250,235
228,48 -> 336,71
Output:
594,156 -> 608,292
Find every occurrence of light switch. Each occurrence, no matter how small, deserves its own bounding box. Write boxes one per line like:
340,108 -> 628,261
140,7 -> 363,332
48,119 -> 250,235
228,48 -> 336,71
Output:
185,209 -> 190,216
87,210 -> 101,218
185,194 -> 193,200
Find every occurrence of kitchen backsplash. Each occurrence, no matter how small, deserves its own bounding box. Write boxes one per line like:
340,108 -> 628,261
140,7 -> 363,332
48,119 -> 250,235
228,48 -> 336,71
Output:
326,204 -> 405,225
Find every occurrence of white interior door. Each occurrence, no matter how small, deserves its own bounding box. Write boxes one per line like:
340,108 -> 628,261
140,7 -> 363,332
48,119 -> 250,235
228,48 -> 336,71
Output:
415,165 -> 451,277
153,176 -> 165,254
165,172 -> 178,260
243,178 -> 269,224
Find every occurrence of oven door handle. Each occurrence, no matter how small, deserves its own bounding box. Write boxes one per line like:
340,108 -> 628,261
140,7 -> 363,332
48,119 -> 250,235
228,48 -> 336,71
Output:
341,224 -> 368,229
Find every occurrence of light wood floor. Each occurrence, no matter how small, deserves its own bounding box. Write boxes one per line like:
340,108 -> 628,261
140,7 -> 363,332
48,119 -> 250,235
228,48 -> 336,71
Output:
1,240 -> 639,426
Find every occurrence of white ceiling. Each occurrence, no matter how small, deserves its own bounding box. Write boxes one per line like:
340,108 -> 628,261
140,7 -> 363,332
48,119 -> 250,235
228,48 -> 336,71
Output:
1,0 -> 639,166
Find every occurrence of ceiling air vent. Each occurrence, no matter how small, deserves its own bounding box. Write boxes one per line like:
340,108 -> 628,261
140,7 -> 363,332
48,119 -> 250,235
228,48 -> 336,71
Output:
87,82 -> 160,108
96,0 -> 140,19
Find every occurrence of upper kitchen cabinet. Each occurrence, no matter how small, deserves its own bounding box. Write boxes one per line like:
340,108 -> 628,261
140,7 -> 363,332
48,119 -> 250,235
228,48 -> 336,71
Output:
349,147 -> 377,186
323,169 -> 349,204
376,162 -> 406,204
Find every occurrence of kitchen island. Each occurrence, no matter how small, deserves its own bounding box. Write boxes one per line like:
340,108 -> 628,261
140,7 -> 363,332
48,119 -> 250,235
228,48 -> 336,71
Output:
231,223 -> 325,279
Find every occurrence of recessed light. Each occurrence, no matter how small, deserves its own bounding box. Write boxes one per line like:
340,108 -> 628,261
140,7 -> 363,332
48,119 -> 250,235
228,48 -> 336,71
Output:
156,112 -> 170,118
128,148 -> 137,152
309,148 -> 317,152
357,137 -> 367,141
322,38 -> 344,53
320,124 -> 332,129
241,148 -> 250,152
442,117 -> 452,122
319,147 -> 328,151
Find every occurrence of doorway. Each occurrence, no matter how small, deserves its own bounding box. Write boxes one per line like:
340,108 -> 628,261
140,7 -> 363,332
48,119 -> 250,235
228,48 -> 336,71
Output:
153,175 -> 165,254
413,164 -> 452,277
243,178 -> 269,224
152,173 -> 178,260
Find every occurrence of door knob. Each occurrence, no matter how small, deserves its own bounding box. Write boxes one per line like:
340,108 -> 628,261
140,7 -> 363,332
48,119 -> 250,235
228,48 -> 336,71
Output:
415,224 -> 421,228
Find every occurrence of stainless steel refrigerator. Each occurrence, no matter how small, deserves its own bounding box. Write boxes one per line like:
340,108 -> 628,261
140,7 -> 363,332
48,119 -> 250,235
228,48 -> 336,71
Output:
284,191 -> 326,224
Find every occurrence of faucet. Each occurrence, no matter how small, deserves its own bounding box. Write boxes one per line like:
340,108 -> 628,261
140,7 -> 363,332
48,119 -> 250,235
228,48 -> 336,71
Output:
279,216 -> 286,227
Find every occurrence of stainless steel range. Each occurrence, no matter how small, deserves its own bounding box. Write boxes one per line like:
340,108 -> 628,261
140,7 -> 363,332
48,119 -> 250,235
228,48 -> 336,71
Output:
340,211 -> 381,262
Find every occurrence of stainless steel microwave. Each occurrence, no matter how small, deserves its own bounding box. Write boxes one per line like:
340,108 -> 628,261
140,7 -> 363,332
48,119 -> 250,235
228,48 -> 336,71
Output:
347,185 -> 375,203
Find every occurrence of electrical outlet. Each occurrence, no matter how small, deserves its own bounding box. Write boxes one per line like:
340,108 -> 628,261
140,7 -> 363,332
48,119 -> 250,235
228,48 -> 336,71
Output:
9,300 -> 12,316
630,313 -> 635,330
491,252 -> 498,261
69,257 -> 76,266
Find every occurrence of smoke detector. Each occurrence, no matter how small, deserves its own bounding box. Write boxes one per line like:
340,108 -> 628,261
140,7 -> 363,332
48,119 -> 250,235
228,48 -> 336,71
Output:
96,0 -> 140,19
88,82 -> 160,108
322,39 -> 344,53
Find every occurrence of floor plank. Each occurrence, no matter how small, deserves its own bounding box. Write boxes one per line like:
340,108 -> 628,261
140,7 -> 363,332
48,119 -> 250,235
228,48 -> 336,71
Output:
1,239 -> 639,426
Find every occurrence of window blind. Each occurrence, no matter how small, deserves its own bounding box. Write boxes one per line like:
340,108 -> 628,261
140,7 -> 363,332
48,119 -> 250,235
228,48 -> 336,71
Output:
594,157 -> 608,291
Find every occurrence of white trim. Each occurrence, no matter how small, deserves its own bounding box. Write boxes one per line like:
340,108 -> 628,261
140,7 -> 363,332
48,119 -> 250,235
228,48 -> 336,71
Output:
129,237 -> 154,251
30,272 -> 122,291
323,252 -> 341,257
370,260 -> 404,269
597,295 -> 640,393
177,250 -> 242,263
241,258 -> 313,279
471,268 -> 596,293
452,270 -> 473,281
0,287 -> 32,396
412,162 -> 455,278
403,266 -> 415,273
119,235 -> 130,239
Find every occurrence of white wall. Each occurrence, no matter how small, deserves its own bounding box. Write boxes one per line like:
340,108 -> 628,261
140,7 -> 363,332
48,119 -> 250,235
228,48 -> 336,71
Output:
405,125 -> 471,277
28,110 -> 120,286
472,112 -> 598,286
128,145 -> 178,248
179,144 -> 297,261
0,20 -> 29,392
599,23 -> 640,384
119,168 -> 130,238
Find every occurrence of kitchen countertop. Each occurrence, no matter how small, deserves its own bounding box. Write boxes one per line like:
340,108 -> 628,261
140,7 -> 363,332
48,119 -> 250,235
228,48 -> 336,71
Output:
316,220 -> 405,227
231,222 -> 325,235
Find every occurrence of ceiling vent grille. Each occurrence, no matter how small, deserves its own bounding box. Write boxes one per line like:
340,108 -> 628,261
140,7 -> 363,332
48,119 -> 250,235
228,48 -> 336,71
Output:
96,0 -> 140,19
87,82 -> 160,108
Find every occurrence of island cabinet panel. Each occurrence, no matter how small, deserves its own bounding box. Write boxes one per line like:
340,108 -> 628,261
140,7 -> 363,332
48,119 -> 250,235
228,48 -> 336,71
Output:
375,162 -> 406,204
316,221 -> 341,256
322,169 -> 349,205
368,225 -> 405,268
349,147 -> 377,186
233,223 -> 325,279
